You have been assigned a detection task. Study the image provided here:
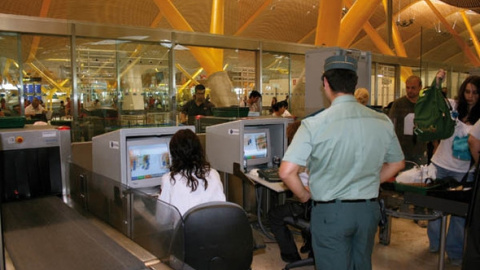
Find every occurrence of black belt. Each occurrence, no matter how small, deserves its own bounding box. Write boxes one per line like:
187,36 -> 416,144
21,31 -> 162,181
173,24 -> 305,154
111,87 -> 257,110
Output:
313,198 -> 377,206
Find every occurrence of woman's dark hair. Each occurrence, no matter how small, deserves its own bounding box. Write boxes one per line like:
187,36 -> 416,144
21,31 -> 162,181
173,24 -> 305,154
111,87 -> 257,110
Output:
457,75 -> 480,124
169,129 -> 210,191
322,69 -> 358,94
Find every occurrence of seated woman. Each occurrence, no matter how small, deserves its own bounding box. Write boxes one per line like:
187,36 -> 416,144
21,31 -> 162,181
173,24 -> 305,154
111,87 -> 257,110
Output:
159,129 -> 226,215
271,101 -> 293,118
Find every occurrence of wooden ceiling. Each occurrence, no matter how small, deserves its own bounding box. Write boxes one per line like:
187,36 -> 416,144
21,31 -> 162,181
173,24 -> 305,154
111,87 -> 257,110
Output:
1,0 -> 480,68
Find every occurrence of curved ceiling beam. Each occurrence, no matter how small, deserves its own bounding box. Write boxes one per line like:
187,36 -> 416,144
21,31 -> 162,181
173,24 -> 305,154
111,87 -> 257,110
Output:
314,0 -> 342,46
339,0 -> 382,48
150,13 -> 164,27
210,0 -> 224,35
27,0 -> 51,62
383,0 -> 407,57
153,0 -> 221,74
297,28 -> 315,44
301,0 -> 417,46
345,0 -> 394,56
461,10 -> 480,60
210,0 -> 225,67
424,0 -> 480,66
234,0 -> 272,36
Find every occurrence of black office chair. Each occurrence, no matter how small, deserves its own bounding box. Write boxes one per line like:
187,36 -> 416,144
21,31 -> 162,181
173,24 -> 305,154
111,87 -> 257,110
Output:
282,216 -> 315,270
182,201 -> 259,270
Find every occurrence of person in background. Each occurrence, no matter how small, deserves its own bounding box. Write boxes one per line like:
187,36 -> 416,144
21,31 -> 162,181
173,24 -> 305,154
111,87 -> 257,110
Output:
271,96 -> 278,107
272,100 -> 292,118
12,104 -> 21,116
180,84 -> 215,125
389,74 -> 430,228
354,88 -> 369,106
159,129 -> 225,215
0,98 -> 6,116
246,90 -> 262,113
279,55 -> 404,270
59,100 -> 66,117
65,97 -> 71,117
239,96 -> 247,107
0,98 -> 7,110
427,72 -> 480,266
268,120 -> 311,264
269,96 -> 278,114
389,75 -> 428,167
25,97 -> 46,117
93,99 -> 101,109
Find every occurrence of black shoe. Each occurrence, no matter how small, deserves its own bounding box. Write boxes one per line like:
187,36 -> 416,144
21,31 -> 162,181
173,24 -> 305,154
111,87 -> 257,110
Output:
281,253 -> 301,263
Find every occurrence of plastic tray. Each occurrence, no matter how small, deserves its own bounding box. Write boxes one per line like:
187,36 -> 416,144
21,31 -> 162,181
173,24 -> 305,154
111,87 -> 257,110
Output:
394,182 -> 443,195
0,117 -> 26,129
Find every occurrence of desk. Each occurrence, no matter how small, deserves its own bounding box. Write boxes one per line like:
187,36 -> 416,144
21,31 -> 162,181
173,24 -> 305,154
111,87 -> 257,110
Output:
232,164 -> 289,238
246,169 -> 289,193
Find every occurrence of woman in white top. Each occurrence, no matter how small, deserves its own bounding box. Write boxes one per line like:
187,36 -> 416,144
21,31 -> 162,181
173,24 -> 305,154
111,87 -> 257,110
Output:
427,73 -> 480,265
272,101 -> 293,118
159,129 -> 225,216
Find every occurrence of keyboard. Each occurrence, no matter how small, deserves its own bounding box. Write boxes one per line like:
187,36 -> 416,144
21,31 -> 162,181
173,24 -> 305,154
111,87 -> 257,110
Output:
257,167 -> 282,182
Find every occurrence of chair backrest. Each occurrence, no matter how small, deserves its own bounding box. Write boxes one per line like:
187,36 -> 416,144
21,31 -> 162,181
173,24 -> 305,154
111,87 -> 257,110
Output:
182,201 -> 254,270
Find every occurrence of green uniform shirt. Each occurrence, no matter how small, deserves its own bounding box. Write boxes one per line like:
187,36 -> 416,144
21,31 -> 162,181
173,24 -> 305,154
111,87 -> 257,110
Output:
283,95 -> 404,201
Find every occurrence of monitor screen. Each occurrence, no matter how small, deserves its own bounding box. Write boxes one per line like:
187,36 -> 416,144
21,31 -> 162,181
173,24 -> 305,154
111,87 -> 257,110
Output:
126,136 -> 171,188
243,128 -> 271,167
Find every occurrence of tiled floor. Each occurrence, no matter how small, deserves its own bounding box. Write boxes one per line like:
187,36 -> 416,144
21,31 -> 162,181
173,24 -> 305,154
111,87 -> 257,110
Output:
251,217 -> 462,270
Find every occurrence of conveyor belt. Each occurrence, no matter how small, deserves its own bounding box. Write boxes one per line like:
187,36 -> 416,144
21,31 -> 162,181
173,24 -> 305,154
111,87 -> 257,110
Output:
2,196 -> 147,270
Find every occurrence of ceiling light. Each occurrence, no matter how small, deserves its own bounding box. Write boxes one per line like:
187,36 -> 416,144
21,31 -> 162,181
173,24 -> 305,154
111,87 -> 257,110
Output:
396,18 -> 414,27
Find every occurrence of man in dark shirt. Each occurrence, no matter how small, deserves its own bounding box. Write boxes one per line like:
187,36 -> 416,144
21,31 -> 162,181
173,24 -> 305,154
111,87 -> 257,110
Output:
180,84 -> 215,125
388,75 -> 427,166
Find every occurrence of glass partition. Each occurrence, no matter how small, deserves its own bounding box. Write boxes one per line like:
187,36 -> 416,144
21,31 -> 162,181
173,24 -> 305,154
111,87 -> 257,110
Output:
0,33 -> 21,116
290,54 -> 306,118
116,41 -> 172,127
21,34 -> 72,121
262,52 -> 290,116
372,63 -> 397,108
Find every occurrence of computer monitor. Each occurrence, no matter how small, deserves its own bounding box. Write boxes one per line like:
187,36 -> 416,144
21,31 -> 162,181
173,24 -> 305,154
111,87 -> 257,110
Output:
126,136 -> 171,189
243,128 -> 271,167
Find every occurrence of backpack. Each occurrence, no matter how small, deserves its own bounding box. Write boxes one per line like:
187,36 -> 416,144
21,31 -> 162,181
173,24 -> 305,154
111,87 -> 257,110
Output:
413,79 -> 455,141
